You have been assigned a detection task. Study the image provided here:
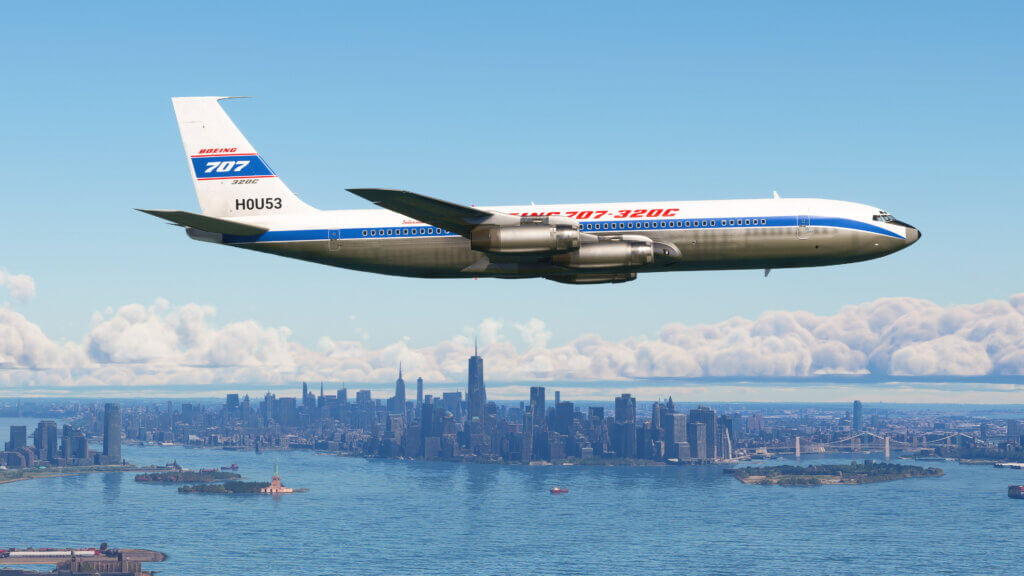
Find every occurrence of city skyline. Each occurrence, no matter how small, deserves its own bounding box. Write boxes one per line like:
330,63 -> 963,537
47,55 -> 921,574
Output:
6,346 -> 1021,470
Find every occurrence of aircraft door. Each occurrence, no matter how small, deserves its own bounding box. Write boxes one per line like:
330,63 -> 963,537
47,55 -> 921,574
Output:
796,214 -> 810,239
328,229 -> 342,251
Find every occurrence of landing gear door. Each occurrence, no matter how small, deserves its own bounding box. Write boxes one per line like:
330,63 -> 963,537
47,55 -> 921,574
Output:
328,229 -> 342,251
797,214 -> 810,239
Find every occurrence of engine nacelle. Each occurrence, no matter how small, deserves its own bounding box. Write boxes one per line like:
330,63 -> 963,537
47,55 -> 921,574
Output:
470,216 -> 580,254
550,240 -> 654,269
546,273 -> 637,285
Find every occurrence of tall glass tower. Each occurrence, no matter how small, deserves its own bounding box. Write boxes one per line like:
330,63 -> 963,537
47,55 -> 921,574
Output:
103,403 -> 122,464
467,340 -> 486,423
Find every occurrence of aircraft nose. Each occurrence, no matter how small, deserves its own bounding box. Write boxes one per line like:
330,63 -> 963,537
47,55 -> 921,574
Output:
905,225 -> 921,245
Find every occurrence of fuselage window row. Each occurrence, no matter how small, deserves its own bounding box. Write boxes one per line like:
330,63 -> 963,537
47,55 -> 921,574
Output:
360,218 -> 773,237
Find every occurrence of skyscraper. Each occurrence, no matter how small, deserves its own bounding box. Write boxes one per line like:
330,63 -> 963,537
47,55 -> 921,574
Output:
277,397 -> 298,427
615,394 -> 636,423
1006,420 -> 1022,443
555,401 -> 574,435
521,410 -> 534,463
467,342 -> 486,424
34,421 -> 58,463
416,377 -> 424,409
664,413 -> 688,459
688,406 -> 717,460
687,421 -> 707,459
614,394 -> 637,459
103,403 -> 122,464
853,400 -> 864,432
393,364 -> 406,413
7,425 -> 27,452
529,387 -> 546,428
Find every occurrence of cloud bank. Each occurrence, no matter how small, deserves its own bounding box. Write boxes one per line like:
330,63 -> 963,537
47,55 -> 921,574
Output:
1,269 -> 1023,397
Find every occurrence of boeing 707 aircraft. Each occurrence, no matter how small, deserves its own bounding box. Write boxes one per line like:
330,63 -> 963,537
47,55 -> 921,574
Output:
141,97 -> 920,284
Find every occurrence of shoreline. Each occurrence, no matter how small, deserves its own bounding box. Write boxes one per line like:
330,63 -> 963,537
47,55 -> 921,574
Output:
0,465 -> 175,486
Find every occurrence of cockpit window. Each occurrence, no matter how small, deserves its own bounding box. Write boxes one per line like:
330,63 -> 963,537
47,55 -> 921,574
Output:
873,211 -> 896,223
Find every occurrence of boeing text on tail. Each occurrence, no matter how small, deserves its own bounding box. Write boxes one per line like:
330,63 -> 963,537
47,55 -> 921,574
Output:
141,97 -> 921,285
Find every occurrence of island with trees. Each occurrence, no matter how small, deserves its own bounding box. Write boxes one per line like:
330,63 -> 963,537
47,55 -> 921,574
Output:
135,470 -> 241,483
178,480 -> 272,494
728,461 -> 944,486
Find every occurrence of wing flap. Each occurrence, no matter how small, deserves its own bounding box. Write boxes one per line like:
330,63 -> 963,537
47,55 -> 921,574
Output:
137,209 -> 269,236
347,188 -> 517,236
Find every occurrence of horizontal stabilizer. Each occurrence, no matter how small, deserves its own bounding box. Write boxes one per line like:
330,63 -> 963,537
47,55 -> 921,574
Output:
347,188 -> 517,236
137,209 -> 269,236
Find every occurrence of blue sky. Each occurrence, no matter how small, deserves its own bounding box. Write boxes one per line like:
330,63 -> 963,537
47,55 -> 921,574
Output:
0,2 -> 1022,398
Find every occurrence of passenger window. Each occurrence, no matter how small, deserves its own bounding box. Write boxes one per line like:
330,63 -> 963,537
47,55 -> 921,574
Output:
603,223 -> 609,229
701,220 -> 707,227
362,230 -> 368,237
761,219 -> 766,225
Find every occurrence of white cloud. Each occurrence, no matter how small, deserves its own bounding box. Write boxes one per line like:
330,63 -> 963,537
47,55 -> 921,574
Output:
515,318 -> 551,350
1,292 -> 1024,396
0,271 -> 36,303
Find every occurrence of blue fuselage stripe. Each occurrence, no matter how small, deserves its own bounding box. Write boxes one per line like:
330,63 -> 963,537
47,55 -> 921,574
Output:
222,215 -> 903,244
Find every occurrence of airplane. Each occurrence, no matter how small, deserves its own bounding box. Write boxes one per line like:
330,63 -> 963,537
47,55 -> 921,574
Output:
141,97 -> 921,285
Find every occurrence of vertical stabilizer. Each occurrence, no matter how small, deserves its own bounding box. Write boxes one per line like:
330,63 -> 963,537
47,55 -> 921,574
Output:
171,97 -> 316,217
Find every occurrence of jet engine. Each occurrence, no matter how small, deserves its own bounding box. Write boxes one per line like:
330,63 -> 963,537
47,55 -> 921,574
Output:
470,216 -> 580,254
550,240 -> 654,269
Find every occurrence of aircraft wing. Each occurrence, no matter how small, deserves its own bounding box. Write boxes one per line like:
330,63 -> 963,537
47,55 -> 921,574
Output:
137,209 -> 269,236
346,188 -> 518,237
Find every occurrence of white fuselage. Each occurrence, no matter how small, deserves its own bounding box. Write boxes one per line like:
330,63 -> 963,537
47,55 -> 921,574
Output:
187,196 -> 920,282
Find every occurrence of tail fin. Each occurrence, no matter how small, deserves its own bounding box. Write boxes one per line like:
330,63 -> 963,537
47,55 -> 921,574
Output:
171,97 -> 316,217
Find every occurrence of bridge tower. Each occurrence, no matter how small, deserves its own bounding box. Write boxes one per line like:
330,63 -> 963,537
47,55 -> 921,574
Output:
885,436 -> 890,460
795,436 -> 801,459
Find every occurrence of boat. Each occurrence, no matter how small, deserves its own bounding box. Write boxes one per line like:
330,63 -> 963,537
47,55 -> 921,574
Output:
220,464 -> 239,471
550,486 -> 569,494
1009,485 -> 1024,499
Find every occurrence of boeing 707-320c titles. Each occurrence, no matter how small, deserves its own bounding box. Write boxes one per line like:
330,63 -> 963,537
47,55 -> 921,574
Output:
140,97 -> 921,285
